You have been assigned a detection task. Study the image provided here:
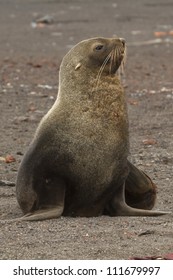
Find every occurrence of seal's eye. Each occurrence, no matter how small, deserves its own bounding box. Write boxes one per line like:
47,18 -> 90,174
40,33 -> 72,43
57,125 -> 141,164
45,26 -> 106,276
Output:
95,45 -> 104,51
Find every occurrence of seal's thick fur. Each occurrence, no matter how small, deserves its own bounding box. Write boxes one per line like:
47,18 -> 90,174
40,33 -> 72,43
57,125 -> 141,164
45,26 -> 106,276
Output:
16,37 -> 167,220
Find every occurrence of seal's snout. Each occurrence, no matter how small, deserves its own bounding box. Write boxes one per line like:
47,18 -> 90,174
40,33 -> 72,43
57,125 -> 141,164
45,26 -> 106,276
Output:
120,38 -> 126,47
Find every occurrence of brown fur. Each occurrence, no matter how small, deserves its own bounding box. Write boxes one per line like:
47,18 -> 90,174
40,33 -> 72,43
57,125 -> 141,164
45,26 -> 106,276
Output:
15,37 -> 168,220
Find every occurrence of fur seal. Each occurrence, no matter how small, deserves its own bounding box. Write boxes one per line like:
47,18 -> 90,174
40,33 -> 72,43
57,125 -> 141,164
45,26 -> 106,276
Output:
16,37 -> 168,220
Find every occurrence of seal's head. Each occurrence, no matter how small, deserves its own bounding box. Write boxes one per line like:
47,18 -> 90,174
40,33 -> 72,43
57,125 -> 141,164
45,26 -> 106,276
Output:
60,37 -> 126,79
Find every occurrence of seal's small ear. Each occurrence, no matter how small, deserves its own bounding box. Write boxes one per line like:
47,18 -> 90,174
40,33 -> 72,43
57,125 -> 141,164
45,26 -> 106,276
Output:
75,62 -> 82,70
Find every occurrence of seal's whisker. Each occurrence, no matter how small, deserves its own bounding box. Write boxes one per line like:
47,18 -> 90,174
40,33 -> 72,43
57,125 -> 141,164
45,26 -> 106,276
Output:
123,47 -> 127,67
115,47 -> 120,77
109,53 -> 112,75
116,46 -> 124,78
93,51 -> 112,92
113,47 -> 116,60
109,50 -> 114,74
97,51 -> 112,77
120,46 -> 126,76
113,47 -> 117,72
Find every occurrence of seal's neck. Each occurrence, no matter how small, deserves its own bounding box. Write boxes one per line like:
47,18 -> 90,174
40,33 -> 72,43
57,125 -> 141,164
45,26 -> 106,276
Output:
55,71 -> 127,129
58,68 -> 124,106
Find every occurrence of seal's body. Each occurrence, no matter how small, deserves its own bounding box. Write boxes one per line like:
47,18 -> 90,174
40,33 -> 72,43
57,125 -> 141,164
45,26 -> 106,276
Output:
16,37 -> 167,220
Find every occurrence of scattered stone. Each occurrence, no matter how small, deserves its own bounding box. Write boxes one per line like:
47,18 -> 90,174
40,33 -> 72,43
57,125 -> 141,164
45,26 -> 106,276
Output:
35,15 -> 54,24
31,15 -> 54,28
142,139 -> 157,145
16,151 -> 23,156
37,84 -> 53,90
0,155 -> 16,163
131,30 -> 142,35
138,230 -> 155,236
0,180 -> 15,187
13,116 -> 37,123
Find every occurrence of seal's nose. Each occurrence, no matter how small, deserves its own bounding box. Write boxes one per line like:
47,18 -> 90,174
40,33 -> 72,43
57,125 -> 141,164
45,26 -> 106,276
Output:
120,38 -> 126,47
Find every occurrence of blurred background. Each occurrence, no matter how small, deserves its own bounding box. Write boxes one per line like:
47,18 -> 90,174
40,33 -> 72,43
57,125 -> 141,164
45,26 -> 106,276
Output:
0,0 -> 173,58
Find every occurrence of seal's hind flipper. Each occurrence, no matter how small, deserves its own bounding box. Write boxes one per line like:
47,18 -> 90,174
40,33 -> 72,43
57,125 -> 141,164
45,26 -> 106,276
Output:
106,183 -> 169,216
125,161 -> 156,210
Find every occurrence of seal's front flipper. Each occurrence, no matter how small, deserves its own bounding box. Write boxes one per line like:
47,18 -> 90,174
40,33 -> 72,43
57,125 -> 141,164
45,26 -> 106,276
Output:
19,206 -> 64,221
19,176 -> 66,221
125,161 -> 157,210
106,183 -> 170,216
